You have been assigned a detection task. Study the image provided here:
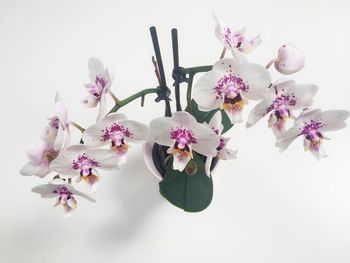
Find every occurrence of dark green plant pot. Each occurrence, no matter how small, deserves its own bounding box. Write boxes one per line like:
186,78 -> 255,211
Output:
143,142 -> 218,212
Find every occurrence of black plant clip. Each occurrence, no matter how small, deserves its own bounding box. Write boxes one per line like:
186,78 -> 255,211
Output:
155,85 -> 172,103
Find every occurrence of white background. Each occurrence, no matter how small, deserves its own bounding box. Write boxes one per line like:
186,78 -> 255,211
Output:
1,0 -> 350,262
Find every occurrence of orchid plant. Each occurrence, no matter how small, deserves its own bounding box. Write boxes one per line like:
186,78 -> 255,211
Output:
21,18 -> 349,216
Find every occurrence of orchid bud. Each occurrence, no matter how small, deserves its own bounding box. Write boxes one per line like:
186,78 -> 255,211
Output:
274,43 -> 305,74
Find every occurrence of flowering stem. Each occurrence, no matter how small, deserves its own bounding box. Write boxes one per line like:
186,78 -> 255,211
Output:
108,88 -> 158,114
181,65 -> 213,75
265,58 -> 279,69
108,90 -> 121,104
69,121 -> 85,133
220,47 -> 226,59
152,56 -> 161,85
186,73 -> 195,114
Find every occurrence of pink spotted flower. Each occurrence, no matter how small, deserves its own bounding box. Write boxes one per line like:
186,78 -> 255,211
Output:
32,178 -> 95,218
193,58 -> 271,124
50,145 -> 119,192
20,93 -> 70,177
150,111 -> 219,172
276,109 -> 349,160
205,111 -> 237,177
247,80 -> 318,136
82,113 -> 149,165
83,57 -> 113,122
214,15 -> 262,54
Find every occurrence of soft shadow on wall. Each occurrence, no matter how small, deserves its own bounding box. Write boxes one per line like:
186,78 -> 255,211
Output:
90,150 -> 164,245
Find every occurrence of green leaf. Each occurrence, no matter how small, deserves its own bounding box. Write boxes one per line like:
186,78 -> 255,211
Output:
159,153 -> 213,212
186,99 -> 233,134
220,110 -> 233,134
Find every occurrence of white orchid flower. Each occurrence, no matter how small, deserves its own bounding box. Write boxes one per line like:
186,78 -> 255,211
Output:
82,113 -> 149,165
205,111 -> 237,177
150,111 -> 219,172
214,15 -> 262,54
247,80 -> 318,136
193,58 -> 271,124
276,109 -> 349,160
50,145 -> 119,192
20,93 -> 70,177
32,178 -> 95,218
83,57 -> 113,122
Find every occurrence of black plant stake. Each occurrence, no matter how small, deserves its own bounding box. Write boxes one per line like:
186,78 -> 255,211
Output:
149,26 -> 172,117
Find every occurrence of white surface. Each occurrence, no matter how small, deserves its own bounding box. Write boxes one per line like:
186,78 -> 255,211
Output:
1,0 -> 350,262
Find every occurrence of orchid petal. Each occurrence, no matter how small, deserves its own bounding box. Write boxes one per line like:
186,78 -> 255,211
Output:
54,93 -> 68,127
120,120 -> 149,144
149,116 -> 178,147
168,146 -> 192,172
235,63 -> 271,100
31,184 -> 57,198
217,147 -> 237,160
316,110 -> 350,132
26,141 -> 48,164
88,57 -> 105,82
191,123 -> 220,157
208,111 -> 223,135
193,70 -> 224,111
172,111 -> 198,127
246,100 -> 271,128
275,126 -> 300,152
204,157 -> 213,177
67,197 -> 77,209
96,90 -> 107,123
21,161 -> 50,177
286,84 -> 318,110
224,106 -> 244,124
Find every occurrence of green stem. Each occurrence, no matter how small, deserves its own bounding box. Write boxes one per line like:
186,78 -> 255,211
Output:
69,121 -> 85,133
106,65 -> 213,116
181,65 -> 213,75
186,73 -> 194,114
108,88 -> 157,114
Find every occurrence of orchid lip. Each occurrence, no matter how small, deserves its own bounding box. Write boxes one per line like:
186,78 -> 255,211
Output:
72,153 -> 100,176
223,93 -> 246,113
111,141 -> 129,156
96,74 -> 108,89
53,186 -> 74,205
170,127 -> 197,150
300,120 -> 324,139
217,138 -> 226,151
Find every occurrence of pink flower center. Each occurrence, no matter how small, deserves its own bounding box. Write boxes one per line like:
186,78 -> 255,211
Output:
267,94 -> 297,119
96,74 -> 108,90
170,127 -> 197,150
101,122 -> 133,145
300,120 -> 324,142
214,74 -> 249,100
72,153 -> 100,176
217,138 -> 226,151
88,74 -> 109,99
49,117 -> 60,129
53,186 -> 73,204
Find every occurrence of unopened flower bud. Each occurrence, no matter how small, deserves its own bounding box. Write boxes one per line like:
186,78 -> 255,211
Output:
275,43 -> 305,74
